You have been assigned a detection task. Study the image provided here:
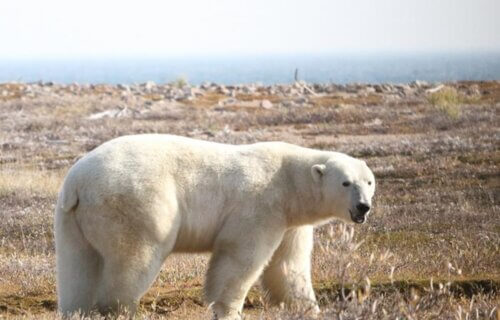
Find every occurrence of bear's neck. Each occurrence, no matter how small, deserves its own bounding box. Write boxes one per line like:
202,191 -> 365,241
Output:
280,152 -> 331,227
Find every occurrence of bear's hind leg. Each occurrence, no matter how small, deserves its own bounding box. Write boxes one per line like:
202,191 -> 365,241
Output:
94,229 -> 178,316
55,210 -> 102,316
94,243 -> 171,315
261,225 -> 319,313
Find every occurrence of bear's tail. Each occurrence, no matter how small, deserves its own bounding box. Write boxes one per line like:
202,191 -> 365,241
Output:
57,169 -> 79,213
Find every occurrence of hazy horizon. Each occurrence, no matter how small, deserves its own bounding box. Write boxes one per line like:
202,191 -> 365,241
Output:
1,0 -> 499,59
2,50 -> 500,62
2,52 -> 499,84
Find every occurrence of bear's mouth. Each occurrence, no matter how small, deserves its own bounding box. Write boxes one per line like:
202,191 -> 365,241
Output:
349,209 -> 366,224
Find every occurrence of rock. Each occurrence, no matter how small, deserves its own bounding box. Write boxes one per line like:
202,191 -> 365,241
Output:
171,87 -> 196,101
294,97 -> 309,105
184,87 -> 197,97
395,84 -> 415,96
144,81 -> 156,91
358,87 -> 376,95
294,81 -> 317,96
381,84 -> 395,92
216,98 -> 239,107
87,108 -> 131,120
367,118 -> 383,126
217,85 -> 230,95
365,86 -> 376,94
117,84 -> 130,91
345,86 -> 359,94
412,80 -> 429,88
200,82 -> 213,90
192,87 -> 204,97
241,86 -> 256,94
223,98 -> 238,105
373,85 -> 384,93
281,100 -> 300,108
23,86 -> 34,94
177,94 -> 193,101
67,84 -> 79,93
260,100 -> 273,109
426,84 -> 445,94
325,85 -> 340,94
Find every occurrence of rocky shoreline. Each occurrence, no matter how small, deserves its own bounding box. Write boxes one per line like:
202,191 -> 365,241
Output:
1,79 -> 498,169
0,80 -> 499,119
0,80 -> 490,104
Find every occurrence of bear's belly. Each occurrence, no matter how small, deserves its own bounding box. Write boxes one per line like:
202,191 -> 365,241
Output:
171,203 -> 226,253
170,180 -> 238,253
172,219 -> 219,253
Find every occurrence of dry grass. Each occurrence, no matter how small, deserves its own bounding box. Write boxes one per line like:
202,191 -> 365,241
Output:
0,81 -> 499,319
0,168 -> 64,199
169,77 -> 189,89
311,93 -> 383,107
428,86 -> 463,119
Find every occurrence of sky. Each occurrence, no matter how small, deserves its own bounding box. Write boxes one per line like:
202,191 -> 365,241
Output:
0,0 -> 499,59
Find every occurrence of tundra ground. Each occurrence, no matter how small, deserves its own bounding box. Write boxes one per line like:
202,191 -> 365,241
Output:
0,81 -> 498,319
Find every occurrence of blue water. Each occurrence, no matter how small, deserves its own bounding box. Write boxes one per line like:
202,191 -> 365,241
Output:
1,53 -> 499,85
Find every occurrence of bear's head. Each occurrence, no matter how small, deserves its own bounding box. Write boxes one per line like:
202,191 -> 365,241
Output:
311,155 -> 375,224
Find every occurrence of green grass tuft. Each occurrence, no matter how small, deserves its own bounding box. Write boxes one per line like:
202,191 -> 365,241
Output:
427,87 -> 463,119
170,77 -> 189,88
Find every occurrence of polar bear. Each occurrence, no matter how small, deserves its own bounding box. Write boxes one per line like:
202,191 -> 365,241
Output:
55,134 -> 375,319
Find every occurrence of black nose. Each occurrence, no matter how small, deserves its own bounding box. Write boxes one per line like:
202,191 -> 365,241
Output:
356,203 -> 370,215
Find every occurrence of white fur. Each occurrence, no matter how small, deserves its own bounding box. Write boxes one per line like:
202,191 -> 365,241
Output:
55,134 -> 375,319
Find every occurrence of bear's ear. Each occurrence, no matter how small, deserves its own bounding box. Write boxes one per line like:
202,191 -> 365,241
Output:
311,164 -> 326,183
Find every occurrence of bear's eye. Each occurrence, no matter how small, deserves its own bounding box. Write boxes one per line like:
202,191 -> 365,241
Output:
342,181 -> 350,187
368,181 -> 372,186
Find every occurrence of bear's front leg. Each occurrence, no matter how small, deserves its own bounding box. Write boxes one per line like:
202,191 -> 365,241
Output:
262,225 -> 319,313
205,215 -> 285,320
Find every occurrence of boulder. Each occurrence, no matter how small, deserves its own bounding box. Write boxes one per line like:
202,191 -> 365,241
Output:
260,100 -> 273,109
